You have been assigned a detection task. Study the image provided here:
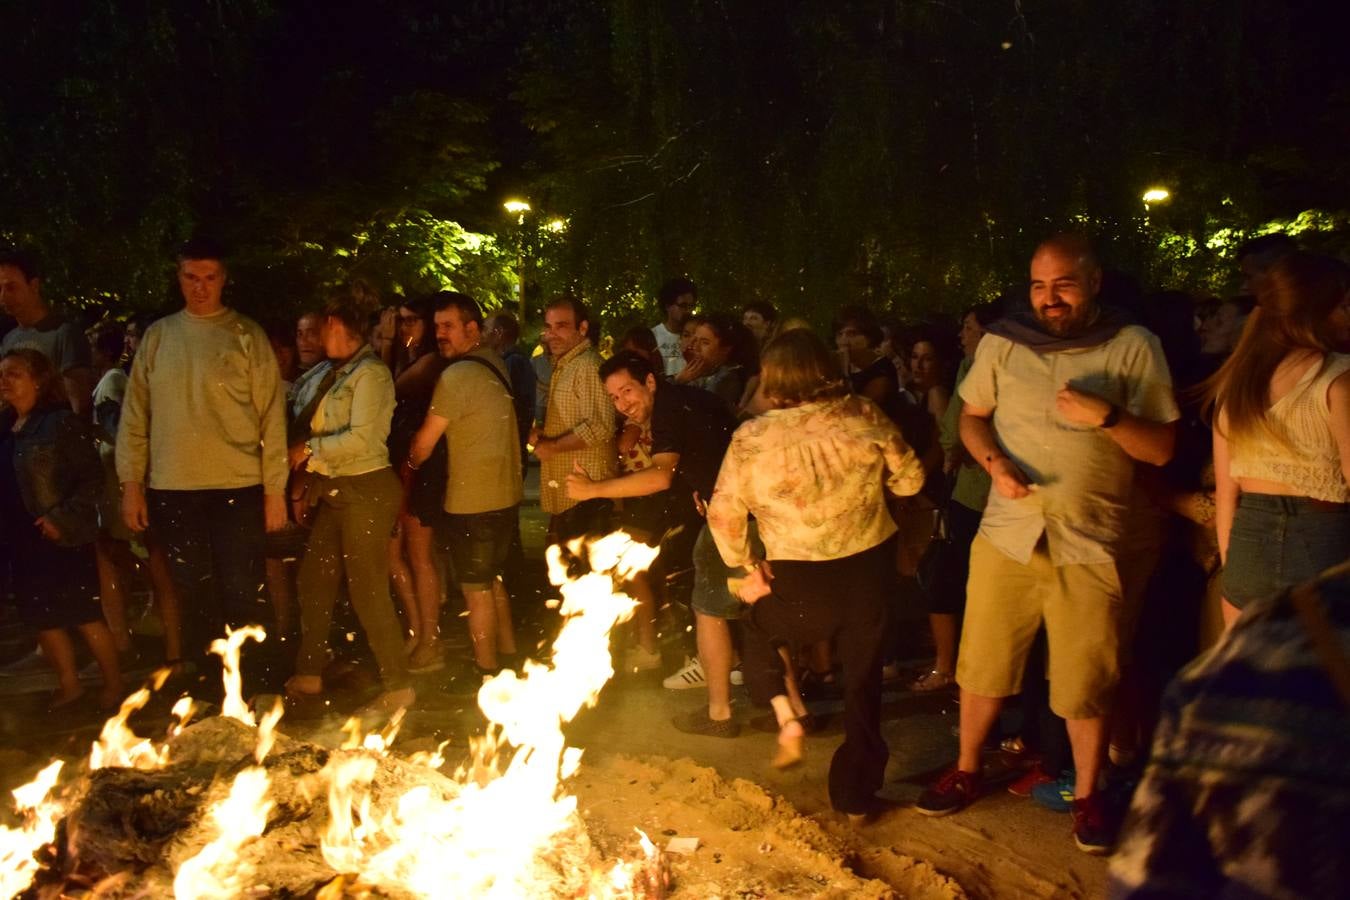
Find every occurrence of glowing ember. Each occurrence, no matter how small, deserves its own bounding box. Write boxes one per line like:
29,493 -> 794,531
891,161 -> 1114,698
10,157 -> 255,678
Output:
0,761 -> 64,899
171,766 -> 273,899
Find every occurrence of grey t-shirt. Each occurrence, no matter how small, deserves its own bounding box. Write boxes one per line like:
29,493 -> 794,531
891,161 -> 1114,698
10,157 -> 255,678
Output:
428,348 -> 523,515
0,312 -> 91,373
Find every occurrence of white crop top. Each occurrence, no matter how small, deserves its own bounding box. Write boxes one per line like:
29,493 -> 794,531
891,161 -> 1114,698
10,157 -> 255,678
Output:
1228,353 -> 1350,502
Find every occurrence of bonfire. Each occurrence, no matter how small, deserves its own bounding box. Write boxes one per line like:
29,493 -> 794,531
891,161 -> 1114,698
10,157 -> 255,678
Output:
0,533 -> 668,899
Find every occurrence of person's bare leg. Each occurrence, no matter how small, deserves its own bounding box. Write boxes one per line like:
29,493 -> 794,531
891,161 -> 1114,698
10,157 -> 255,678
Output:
769,694 -> 804,768
627,572 -> 659,654
957,689 -> 1003,774
388,532 -> 420,649
77,620 -> 124,707
37,629 -> 82,704
696,612 -> 734,721
490,578 -> 517,656
264,557 -> 294,638
1065,716 -> 1108,799
809,639 -> 832,677
1220,597 -> 1241,630
778,645 -> 809,719
930,613 -> 958,674
94,536 -> 133,653
463,587 -> 499,669
406,520 -> 442,654
146,538 -> 183,664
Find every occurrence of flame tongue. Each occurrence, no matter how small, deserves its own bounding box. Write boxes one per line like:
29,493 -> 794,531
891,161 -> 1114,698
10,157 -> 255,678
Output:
210,625 -> 267,726
0,761 -> 64,899
171,766 -> 273,899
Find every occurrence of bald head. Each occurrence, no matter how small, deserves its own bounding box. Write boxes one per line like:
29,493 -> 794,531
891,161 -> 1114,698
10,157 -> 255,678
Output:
1029,234 -> 1102,337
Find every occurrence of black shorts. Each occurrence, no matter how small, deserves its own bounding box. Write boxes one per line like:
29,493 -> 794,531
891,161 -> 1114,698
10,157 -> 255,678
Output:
615,493 -> 669,546
447,505 -> 518,590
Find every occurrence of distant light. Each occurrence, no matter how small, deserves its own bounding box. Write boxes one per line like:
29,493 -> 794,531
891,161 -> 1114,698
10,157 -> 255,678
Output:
1141,187 -> 1171,205
545,217 -> 568,233
503,199 -> 531,214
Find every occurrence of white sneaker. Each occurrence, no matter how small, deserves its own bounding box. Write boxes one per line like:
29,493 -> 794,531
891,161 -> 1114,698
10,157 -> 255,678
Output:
622,646 -> 662,673
729,667 -> 744,686
663,656 -> 707,690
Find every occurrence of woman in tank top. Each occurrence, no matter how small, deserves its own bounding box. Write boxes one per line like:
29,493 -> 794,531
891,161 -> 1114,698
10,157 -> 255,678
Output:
1205,251 -> 1350,627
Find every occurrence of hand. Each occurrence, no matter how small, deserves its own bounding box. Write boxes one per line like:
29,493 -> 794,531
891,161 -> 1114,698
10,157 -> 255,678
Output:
1056,384 -> 1112,427
533,436 -> 558,462
736,561 -> 774,605
288,441 -> 310,470
565,460 -> 595,501
34,515 -> 61,542
674,355 -> 711,384
989,456 -> 1032,500
527,425 -> 542,448
264,494 -> 288,533
121,482 -> 149,532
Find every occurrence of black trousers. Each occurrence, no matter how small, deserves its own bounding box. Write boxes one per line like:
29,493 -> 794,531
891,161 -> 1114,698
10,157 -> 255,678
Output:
149,485 -> 277,690
743,540 -> 891,814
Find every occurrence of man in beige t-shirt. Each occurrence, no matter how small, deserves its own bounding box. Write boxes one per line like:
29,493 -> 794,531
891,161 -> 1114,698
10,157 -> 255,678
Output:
916,235 -> 1179,856
408,292 -> 522,675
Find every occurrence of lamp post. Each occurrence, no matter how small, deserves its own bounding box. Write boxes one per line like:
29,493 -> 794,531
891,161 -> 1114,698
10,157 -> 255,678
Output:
504,199 -> 530,323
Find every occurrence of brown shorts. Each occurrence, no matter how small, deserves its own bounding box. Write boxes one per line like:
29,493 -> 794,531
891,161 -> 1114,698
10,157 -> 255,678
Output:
955,534 -> 1123,719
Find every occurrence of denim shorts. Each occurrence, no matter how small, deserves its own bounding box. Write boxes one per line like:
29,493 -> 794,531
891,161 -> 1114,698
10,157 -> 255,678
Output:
691,521 -> 763,619
1222,493 -> 1350,609
446,505 -> 518,591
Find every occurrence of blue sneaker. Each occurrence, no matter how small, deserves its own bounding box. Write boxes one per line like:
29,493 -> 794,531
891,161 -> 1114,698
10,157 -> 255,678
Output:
1030,770 -> 1075,813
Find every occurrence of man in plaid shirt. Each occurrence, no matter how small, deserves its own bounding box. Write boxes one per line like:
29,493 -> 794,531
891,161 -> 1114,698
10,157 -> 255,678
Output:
530,295 -> 616,544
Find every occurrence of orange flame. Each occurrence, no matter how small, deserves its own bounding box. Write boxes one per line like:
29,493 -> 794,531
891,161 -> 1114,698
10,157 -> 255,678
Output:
0,761 -> 64,899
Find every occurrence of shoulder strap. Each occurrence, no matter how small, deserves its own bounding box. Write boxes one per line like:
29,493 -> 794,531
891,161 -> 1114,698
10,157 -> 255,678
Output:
449,355 -> 513,398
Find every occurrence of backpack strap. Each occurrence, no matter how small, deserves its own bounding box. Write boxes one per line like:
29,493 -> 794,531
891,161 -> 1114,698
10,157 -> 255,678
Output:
449,354 -> 513,398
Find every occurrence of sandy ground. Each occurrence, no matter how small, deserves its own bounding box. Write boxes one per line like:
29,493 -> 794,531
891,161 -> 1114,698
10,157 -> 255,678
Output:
0,467 -> 1109,898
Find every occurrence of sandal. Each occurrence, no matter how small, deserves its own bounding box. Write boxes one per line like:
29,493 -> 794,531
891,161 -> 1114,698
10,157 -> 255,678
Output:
772,716 -> 806,769
910,669 -> 955,692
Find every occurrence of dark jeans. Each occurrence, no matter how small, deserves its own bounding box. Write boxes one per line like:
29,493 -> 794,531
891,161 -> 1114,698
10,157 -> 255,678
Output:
743,540 -> 891,814
148,485 -> 275,689
1222,493 -> 1350,609
927,499 -> 982,615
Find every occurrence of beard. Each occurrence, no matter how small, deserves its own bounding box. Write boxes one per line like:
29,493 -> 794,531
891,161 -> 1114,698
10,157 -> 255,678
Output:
1035,303 -> 1093,337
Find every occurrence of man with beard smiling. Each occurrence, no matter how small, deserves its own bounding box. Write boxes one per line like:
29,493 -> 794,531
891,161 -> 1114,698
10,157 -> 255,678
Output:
916,234 -> 1180,855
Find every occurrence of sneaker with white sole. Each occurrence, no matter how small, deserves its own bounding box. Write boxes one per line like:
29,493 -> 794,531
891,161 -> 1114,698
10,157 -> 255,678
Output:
621,646 -> 662,673
662,656 -> 706,690
729,666 -> 744,686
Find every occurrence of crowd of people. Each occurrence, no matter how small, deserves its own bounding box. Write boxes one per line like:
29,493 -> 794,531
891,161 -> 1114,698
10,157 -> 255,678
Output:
0,227 -> 1347,870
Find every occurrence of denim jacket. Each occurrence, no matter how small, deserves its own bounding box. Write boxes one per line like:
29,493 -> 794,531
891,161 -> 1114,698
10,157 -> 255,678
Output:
305,345 -> 394,477
4,405 -> 104,547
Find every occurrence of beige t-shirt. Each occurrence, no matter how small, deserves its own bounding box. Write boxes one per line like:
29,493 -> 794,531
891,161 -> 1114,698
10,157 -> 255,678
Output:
428,347 -> 523,515
959,325 -> 1180,566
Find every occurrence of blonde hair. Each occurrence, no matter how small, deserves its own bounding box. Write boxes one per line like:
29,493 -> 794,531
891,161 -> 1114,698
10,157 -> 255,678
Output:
759,329 -> 847,407
1203,251 -> 1350,447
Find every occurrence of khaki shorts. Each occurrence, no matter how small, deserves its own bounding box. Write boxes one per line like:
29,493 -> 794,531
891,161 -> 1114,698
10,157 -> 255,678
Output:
956,534 -> 1123,719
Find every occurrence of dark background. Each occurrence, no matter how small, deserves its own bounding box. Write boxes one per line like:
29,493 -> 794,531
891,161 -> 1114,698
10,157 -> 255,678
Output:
2,0 -> 1347,328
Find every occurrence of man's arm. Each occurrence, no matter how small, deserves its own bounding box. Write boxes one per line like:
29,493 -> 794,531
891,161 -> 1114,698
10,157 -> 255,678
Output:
959,402 -> 1032,500
535,364 -> 615,461
116,338 -> 153,531
1055,385 -> 1177,466
408,412 -> 450,468
249,328 -> 289,532
568,452 -> 678,501
706,448 -> 755,570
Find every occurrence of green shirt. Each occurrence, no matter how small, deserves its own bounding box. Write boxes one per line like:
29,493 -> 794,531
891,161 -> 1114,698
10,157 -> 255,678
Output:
116,308 -> 287,493
428,347 -> 523,515
940,356 -> 992,512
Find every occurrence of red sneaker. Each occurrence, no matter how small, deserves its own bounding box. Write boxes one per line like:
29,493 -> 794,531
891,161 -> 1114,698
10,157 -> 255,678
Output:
1007,763 -> 1055,797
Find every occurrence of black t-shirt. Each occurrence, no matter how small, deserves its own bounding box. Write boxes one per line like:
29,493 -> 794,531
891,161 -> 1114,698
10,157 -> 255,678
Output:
649,381 -> 736,510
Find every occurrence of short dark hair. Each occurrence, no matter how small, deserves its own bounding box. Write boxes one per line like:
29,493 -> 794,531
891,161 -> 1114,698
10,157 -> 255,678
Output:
0,247 -> 41,281
832,305 -> 884,348
486,310 -> 520,344
176,236 -> 229,265
962,301 -> 1002,329
432,290 -> 483,326
599,350 -> 657,386
1237,232 -> 1297,263
90,324 -> 125,361
544,293 -> 591,332
658,277 -> 697,308
742,300 -> 778,323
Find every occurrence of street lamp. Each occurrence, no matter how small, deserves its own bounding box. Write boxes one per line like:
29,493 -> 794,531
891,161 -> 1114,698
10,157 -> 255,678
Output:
1141,187 -> 1171,208
503,200 -> 531,321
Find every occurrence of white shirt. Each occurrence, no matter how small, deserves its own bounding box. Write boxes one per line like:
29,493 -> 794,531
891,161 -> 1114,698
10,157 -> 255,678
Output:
652,322 -> 685,377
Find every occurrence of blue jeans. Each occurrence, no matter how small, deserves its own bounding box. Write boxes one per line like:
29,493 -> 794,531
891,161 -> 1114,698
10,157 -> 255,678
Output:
1222,493 -> 1350,609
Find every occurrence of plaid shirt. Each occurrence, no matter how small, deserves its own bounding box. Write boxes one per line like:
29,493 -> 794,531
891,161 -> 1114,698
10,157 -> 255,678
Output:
540,339 -> 615,514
